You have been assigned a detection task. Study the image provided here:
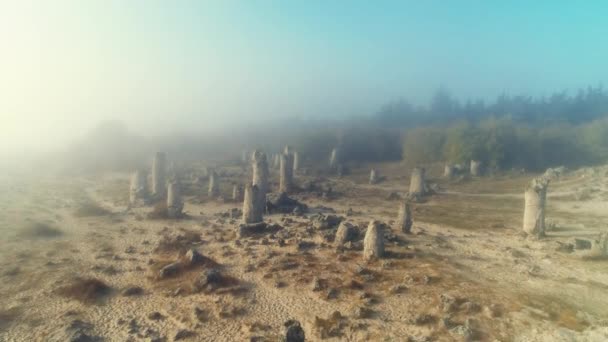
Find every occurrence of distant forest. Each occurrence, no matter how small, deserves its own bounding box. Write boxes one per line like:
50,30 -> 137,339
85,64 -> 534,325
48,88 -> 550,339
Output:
62,85 -> 608,174
371,85 -> 608,171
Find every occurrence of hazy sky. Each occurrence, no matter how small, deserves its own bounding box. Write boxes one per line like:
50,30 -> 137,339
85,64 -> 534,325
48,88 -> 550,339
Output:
1,1 -> 607,153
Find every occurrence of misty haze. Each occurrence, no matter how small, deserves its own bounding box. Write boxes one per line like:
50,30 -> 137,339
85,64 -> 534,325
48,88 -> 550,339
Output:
1,1 -> 608,342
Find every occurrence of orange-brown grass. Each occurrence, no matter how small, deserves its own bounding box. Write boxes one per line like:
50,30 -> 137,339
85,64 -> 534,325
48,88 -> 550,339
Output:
57,277 -> 112,304
519,293 -> 590,332
415,194 -> 521,230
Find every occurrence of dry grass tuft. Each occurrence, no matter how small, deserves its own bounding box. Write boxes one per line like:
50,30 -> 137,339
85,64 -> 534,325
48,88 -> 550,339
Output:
57,277 -> 112,304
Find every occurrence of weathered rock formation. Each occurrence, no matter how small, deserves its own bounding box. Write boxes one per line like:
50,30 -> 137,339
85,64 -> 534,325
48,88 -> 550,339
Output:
443,164 -> 455,179
232,185 -> 243,202
208,170 -> 220,198
129,170 -> 148,206
329,147 -> 341,169
369,169 -> 379,184
470,160 -> 482,176
242,184 -> 263,224
252,150 -> 269,196
335,222 -> 357,246
363,220 -> 384,260
409,167 -> 426,197
397,201 -> 413,233
279,152 -> 294,193
293,151 -> 300,172
523,177 -> 549,237
152,152 -> 167,196
166,181 -> 183,218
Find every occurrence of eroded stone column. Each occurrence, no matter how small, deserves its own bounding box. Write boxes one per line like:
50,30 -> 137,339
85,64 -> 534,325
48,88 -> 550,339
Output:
409,167 -> 426,196
329,148 -> 340,169
293,151 -> 300,172
279,153 -> 294,193
167,181 -> 183,218
397,200 -> 413,233
444,164 -> 455,179
152,152 -> 167,197
470,160 -> 482,176
208,170 -> 220,198
242,184 -> 263,224
232,185 -> 243,202
252,150 -> 269,196
363,220 -> 384,260
369,169 -> 379,184
523,177 -> 549,237
129,170 -> 148,206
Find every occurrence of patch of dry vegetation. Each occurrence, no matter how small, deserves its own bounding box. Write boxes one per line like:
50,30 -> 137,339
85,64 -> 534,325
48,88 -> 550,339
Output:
154,229 -> 203,254
18,221 -> 63,238
57,277 -> 112,304
147,201 -> 168,219
73,200 -> 111,217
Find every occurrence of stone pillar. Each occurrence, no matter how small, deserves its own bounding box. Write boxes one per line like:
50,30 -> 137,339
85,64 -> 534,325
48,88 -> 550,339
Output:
335,222 -> 357,246
397,201 -> 413,233
152,152 -> 167,197
470,160 -> 482,176
293,151 -> 300,172
208,170 -> 220,198
283,145 -> 292,155
232,185 -> 243,202
167,181 -> 183,218
129,170 -> 148,206
329,148 -> 340,169
409,167 -> 426,196
242,184 -> 263,224
363,220 -> 384,260
523,177 -> 549,237
279,153 -> 294,193
252,150 -> 269,196
444,164 -> 455,179
369,169 -> 379,184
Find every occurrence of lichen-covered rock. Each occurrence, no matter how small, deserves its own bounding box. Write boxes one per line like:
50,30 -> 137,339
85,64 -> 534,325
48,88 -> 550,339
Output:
152,152 -> 167,197
443,164 -> 455,179
208,170 -> 220,198
363,220 -> 384,260
284,320 -> 305,342
166,181 -> 183,219
266,192 -> 307,214
252,150 -> 269,196
312,214 -> 342,230
335,222 -> 357,245
243,184 -> 263,224
280,152 -> 295,193
470,160 -> 482,176
408,167 -> 426,197
129,170 -> 148,206
159,262 -> 181,279
397,201 -> 413,233
523,177 -> 549,237
369,169 -> 379,184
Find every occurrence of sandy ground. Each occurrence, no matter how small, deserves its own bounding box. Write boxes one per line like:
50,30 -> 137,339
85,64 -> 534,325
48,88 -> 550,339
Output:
1,162 -> 608,341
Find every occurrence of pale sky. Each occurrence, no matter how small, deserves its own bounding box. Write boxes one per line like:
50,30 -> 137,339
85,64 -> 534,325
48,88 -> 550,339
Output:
1,1 -> 607,153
